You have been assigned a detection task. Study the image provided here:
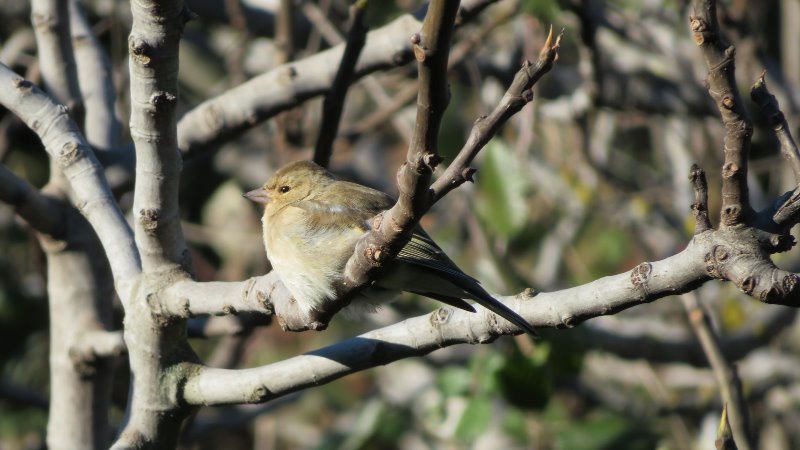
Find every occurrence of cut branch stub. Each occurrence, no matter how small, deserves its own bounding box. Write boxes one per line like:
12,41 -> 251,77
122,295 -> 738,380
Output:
690,164 -> 712,233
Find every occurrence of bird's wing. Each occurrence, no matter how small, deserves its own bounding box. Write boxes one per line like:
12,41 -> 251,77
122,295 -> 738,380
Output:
397,230 -> 479,282
398,230 -> 538,336
295,181 -> 394,233
293,181 -> 394,237
296,180 -> 537,335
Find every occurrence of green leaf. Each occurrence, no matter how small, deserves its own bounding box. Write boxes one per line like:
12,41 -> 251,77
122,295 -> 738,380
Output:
521,0 -> 562,24
548,408 -> 657,450
455,396 -> 492,441
437,367 -> 472,397
476,140 -> 530,238
495,343 -> 552,410
502,409 -> 530,443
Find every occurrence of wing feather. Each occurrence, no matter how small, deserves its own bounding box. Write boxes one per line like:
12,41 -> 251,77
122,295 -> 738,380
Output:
398,230 -> 539,336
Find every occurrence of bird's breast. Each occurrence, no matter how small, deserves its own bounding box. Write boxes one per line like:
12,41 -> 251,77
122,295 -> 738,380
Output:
262,205 -> 361,310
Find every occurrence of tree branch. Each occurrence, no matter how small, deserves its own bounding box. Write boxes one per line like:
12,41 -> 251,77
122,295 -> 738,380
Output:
176,13 -> 420,157
0,63 -> 140,304
176,0 -> 505,158
583,303 -> 796,365
72,330 -> 126,360
299,0 -> 416,143
683,293 -> 752,449
275,0 -> 295,64
129,0 -> 191,273
690,164 -> 712,233
312,0 -> 369,168
187,314 -> 272,338
44,211 -> 116,450
0,379 -> 49,410
690,0 -> 754,227
0,164 -> 63,237
342,4 -> 518,138
750,74 -> 800,229
431,27 -> 562,201
31,0 -> 82,110
182,243 -> 711,406
750,74 -> 800,183
69,0 -> 122,151
339,0 -> 461,297
163,274 -> 281,319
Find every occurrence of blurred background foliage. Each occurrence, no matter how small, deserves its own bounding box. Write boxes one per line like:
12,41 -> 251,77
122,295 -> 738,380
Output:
1,0 -> 800,448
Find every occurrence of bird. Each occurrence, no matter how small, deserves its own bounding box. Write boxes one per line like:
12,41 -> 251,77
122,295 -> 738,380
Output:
244,160 -> 537,336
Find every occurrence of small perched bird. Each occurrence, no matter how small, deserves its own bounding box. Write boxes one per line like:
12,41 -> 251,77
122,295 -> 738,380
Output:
245,160 -> 537,335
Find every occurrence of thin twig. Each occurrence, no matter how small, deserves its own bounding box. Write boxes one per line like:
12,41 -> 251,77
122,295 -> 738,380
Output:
312,0 -> 369,168
750,73 -> 800,183
682,293 -> 751,450
431,27 -> 562,201
300,0 -> 415,143
750,73 -> 800,228
344,2 -> 518,137
338,0 -> 461,306
455,0 -> 500,27
275,0 -> 295,64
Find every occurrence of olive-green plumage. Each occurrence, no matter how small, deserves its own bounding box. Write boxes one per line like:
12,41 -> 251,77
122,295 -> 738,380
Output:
245,160 -> 536,336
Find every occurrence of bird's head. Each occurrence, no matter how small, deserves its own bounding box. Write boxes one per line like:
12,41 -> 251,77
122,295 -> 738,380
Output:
244,160 -> 334,206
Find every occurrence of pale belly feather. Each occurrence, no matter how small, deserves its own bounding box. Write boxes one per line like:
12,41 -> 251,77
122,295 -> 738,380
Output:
263,208 -> 359,310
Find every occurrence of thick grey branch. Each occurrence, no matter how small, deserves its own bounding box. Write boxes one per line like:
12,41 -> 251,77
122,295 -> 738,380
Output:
163,274 -> 281,319
182,243 -> 710,406
69,0 -> 122,151
73,330 -> 126,359
129,0 -> 190,273
0,63 -> 140,304
31,0 -> 82,109
176,13 -> 420,157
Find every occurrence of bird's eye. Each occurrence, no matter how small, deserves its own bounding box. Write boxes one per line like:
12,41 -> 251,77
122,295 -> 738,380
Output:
279,185 -> 291,193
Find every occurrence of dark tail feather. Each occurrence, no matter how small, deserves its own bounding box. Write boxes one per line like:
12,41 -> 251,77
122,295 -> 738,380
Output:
454,282 -> 539,337
410,291 -> 476,312
480,296 -> 538,336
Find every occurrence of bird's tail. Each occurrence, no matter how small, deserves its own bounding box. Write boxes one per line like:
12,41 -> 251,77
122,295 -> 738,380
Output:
450,280 -> 539,337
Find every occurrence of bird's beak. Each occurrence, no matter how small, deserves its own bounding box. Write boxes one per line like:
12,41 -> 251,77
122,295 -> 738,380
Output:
243,187 -> 271,204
